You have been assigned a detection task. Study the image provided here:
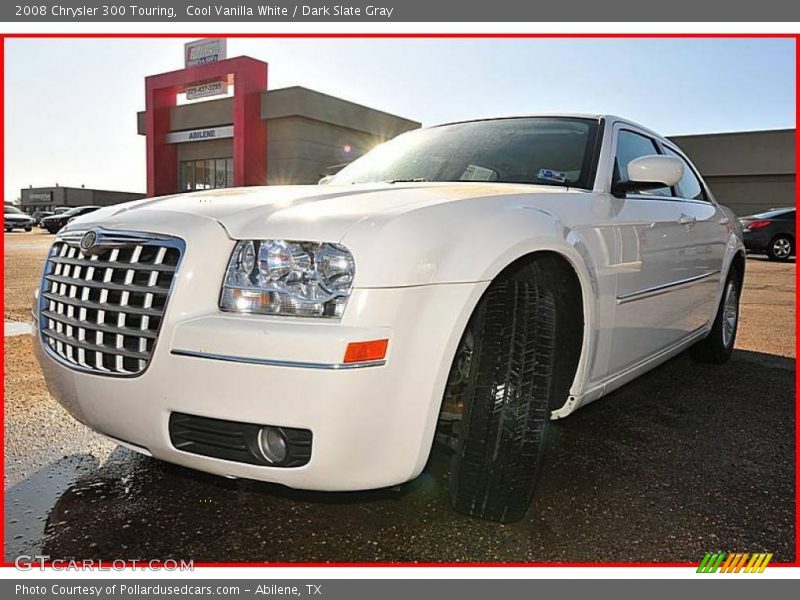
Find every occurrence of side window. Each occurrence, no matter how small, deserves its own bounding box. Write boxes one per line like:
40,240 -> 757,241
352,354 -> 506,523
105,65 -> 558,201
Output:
663,147 -> 707,201
614,130 -> 671,197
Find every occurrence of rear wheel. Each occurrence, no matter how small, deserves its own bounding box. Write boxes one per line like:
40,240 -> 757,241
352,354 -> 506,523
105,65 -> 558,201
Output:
691,267 -> 740,364
767,235 -> 793,261
443,256 -> 582,522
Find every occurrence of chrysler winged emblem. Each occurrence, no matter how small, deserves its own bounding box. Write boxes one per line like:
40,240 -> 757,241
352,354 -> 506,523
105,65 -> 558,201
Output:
79,230 -> 99,255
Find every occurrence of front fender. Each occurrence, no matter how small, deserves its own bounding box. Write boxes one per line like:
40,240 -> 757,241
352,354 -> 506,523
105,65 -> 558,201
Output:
340,194 -> 606,412
341,194 -> 598,288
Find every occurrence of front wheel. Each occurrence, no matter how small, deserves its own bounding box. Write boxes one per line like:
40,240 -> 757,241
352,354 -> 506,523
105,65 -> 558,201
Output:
767,235 -> 793,261
444,257 -> 583,522
691,267 -> 741,364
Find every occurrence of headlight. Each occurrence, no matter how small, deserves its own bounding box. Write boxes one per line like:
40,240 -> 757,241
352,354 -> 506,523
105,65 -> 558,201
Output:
220,240 -> 355,318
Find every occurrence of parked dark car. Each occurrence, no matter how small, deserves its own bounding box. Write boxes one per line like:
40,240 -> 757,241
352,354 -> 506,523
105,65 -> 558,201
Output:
740,208 -> 796,261
4,205 -> 35,232
40,206 -> 101,234
32,210 -> 53,225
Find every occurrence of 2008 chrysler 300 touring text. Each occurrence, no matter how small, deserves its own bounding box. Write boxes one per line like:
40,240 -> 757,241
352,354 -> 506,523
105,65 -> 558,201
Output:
33,115 -> 745,522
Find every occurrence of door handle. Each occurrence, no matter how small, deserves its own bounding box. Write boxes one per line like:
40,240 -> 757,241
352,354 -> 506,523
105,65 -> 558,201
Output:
679,215 -> 696,225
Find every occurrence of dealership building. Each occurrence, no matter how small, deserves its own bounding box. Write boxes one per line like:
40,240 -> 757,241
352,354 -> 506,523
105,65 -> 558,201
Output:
135,54 -> 419,197
19,42 -> 796,217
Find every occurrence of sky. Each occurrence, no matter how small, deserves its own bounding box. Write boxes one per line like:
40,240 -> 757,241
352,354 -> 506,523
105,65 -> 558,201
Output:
4,37 -> 796,201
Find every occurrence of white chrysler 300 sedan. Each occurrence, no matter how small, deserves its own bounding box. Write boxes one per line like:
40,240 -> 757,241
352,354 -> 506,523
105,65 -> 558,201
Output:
34,115 -> 744,522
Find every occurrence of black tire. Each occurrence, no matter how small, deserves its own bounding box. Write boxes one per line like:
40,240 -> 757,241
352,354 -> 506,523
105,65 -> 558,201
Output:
24,226 -> 31,232
448,257 -> 582,523
690,266 -> 741,364
766,235 -> 793,262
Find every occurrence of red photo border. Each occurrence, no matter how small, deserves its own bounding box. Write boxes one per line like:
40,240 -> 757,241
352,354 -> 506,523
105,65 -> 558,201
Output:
0,31 -> 797,570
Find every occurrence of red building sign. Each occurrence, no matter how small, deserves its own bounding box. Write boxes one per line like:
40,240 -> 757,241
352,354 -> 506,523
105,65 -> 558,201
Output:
144,56 -> 268,197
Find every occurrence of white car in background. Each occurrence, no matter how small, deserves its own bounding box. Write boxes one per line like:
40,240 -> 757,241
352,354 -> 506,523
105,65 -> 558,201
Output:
34,115 -> 744,522
4,205 -> 35,232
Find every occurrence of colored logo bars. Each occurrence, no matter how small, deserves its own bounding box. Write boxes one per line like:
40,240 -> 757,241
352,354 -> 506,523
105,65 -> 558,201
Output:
697,552 -> 773,573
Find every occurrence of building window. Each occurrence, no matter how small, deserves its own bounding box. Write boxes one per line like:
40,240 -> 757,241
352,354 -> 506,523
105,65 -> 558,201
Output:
180,158 -> 234,191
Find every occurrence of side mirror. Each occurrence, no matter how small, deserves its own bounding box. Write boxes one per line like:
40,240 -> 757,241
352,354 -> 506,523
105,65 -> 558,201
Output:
612,155 -> 683,198
318,175 -> 334,185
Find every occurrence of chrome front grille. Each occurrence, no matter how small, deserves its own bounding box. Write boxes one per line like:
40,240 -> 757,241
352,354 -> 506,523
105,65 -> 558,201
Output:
39,229 -> 184,376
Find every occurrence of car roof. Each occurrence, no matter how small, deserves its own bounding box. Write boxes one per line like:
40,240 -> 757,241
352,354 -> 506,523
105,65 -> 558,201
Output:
427,114 -> 667,140
433,113 -> 603,125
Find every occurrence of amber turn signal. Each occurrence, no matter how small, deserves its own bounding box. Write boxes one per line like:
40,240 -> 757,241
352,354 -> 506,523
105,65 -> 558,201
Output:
343,339 -> 389,364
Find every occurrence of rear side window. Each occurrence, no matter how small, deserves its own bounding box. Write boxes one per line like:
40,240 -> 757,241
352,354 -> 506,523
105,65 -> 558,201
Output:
614,130 -> 671,197
663,147 -> 706,201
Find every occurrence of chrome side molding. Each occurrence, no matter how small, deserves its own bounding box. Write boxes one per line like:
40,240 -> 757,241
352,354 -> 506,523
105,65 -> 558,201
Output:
171,348 -> 386,370
617,270 -> 721,304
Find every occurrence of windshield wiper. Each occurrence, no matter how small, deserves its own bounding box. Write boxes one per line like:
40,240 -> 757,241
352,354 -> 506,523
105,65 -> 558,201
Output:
384,178 -> 429,184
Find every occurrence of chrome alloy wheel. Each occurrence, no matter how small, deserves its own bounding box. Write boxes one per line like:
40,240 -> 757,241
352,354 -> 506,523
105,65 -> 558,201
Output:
772,237 -> 792,259
722,280 -> 739,349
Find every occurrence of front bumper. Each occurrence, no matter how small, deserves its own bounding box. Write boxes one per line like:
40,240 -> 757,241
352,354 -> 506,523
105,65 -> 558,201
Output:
35,269 -> 487,490
5,219 -> 33,229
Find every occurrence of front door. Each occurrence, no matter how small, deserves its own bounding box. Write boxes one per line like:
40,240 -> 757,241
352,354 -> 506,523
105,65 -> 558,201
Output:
605,126 -> 706,376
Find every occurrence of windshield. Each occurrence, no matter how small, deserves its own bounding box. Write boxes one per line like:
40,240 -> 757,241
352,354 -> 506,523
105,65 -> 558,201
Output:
61,207 -> 86,217
329,117 -> 601,189
4,206 -> 23,215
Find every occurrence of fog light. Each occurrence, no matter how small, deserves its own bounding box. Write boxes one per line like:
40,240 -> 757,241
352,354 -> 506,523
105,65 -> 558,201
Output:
257,426 -> 288,464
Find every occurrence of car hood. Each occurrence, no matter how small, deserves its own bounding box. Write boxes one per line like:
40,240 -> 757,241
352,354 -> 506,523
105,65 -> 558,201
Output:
77,182 -> 574,241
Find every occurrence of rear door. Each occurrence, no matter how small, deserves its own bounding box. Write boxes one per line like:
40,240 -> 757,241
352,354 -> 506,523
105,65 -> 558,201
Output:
660,144 -> 729,329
